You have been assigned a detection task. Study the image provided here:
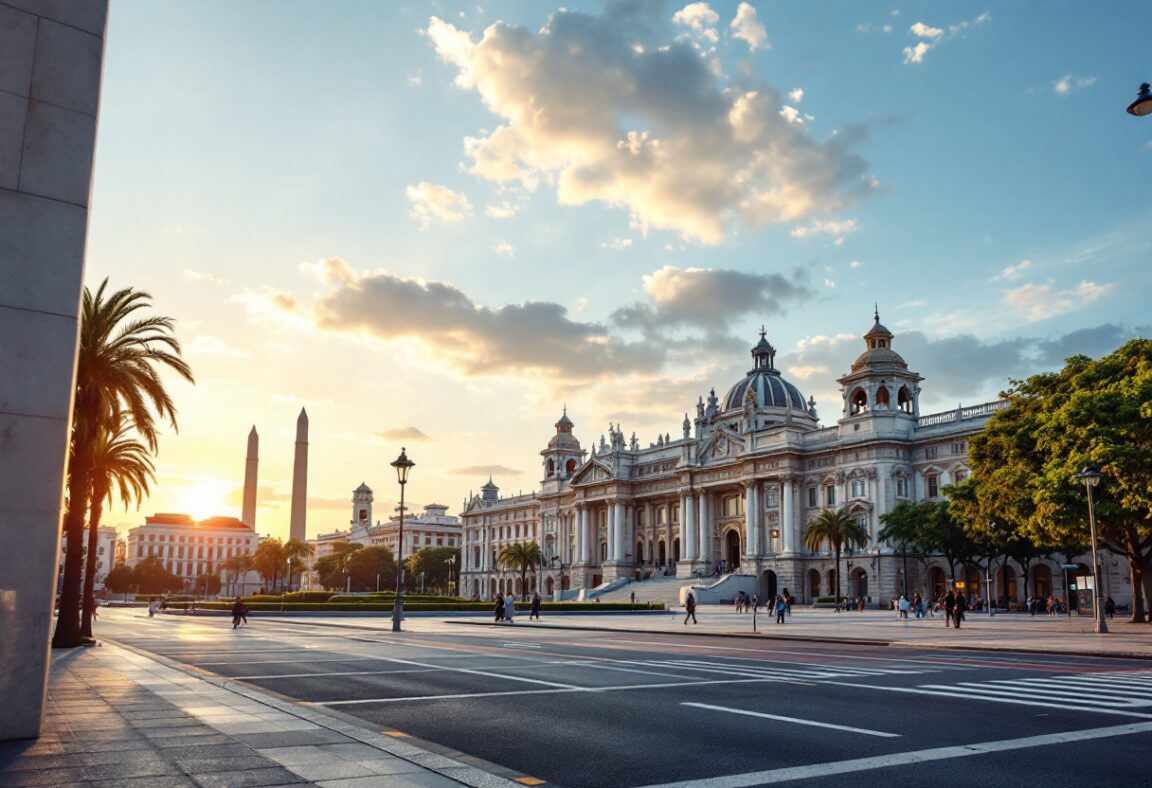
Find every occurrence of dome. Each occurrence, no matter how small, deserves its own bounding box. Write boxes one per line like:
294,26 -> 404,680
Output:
354,482 -> 372,494
720,330 -> 812,415
851,309 -> 908,372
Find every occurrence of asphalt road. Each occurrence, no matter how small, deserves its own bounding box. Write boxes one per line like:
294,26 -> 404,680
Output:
97,610 -> 1152,787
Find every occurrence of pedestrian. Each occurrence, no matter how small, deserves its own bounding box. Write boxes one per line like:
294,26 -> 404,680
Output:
530,592 -> 541,620
913,593 -> 923,618
148,596 -> 158,617
751,594 -> 759,614
944,590 -> 956,627
858,597 -> 865,613
684,591 -> 698,625
493,595 -> 505,622
775,594 -> 787,624
630,591 -> 636,605
230,596 -> 244,629
784,588 -> 793,616
898,595 -> 910,619
1105,596 -> 1116,619
504,593 -> 516,623
954,592 -> 967,629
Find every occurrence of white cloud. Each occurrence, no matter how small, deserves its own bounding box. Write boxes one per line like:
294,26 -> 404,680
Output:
182,269 -> 226,285
407,70 -> 423,86
849,260 -> 862,268
1002,280 -> 1115,321
882,24 -> 893,33
575,297 -> 588,312
991,259 -> 1031,281
185,335 -> 247,358
164,225 -> 186,236
779,105 -> 804,126
485,201 -> 520,218
601,238 -> 634,250
731,2 -> 769,51
492,240 -> 516,257
405,182 -> 473,230
788,87 -> 804,104
790,218 -> 860,240
903,41 -> 932,64
673,2 -> 720,44
823,278 -> 836,289
424,10 -> 874,245
910,22 -> 944,39
1054,75 -> 1096,95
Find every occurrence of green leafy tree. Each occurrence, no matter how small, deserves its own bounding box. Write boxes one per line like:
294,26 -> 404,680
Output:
968,340 -> 1152,622
103,564 -> 134,598
252,538 -> 287,591
803,509 -> 869,603
193,573 -> 221,597
81,416 -> 154,637
346,546 -> 396,592
406,547 -> 460,594
497,541 -> 543,600
221,553 -> 254,596
878,500 -> 935,594
131,556 -> 183,594
54,280 -> 193,648
313,542 -> 362,590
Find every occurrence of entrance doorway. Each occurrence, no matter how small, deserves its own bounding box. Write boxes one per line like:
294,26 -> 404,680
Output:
658,540 -> 667,566
725,531 -> 740,572
852,569 -> 868,600
808,568 -> 821,600
762,570 -> 777,602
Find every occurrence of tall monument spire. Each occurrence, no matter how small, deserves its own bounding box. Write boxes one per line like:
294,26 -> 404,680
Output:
241,426 -> 258,527
290,408 -> 309,541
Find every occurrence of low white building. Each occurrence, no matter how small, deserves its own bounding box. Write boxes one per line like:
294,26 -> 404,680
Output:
126,513 -> 259,589
59,525 -> 121,593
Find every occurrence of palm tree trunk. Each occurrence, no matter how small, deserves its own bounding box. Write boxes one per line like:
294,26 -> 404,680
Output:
52,453 -> 91,648
80,488 -> 106,638
834,547 -> 841,603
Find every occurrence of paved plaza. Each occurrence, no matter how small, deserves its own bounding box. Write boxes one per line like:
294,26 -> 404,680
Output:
4,608 -> 1150,787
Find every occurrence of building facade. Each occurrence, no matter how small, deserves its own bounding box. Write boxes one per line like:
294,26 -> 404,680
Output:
308,485 -> 462,583
58,526 -> 122,593
126,513 -> 259,587
461,315 -> 1129,607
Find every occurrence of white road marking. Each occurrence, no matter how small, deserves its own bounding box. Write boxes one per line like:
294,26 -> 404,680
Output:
503,643 -> 542,649
835,681 -> 1152,719
636,721 -> 1152,788
681,702 -> 900,738
376,655 -> 583,689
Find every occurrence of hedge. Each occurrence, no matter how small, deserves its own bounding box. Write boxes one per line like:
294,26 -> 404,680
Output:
180,601 -> 665,613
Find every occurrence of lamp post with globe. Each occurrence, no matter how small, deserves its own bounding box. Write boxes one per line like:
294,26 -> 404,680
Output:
390,448 -> 415,633
1073,464 -> 1108,634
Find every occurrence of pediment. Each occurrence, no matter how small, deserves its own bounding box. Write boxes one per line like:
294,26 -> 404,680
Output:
570,458 -> 614,486
703,426 -> 745,460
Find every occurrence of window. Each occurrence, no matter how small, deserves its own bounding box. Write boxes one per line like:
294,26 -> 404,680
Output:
850,480 -> 865,498
953,469 -> 968,483
927,474 -> 939,498
896,477 -> 909,498
807,487 -> 817,507
723,496 -> 744,517
925,446 -> 937,460
825,486 -> 836,507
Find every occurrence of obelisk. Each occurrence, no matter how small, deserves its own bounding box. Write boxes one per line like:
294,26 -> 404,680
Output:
290,408 -> 309,541
241,426 -> 258,527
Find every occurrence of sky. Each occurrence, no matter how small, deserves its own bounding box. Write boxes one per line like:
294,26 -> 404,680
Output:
87,1 -> 1152,541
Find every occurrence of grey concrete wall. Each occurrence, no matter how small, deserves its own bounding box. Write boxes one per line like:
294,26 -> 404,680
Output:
0,0 -> 108,740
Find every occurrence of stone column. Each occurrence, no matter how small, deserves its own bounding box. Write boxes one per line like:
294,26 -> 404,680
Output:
744,484 -> 756,559
698,492 -> 710,566
605,501 -> 617,563
0,0 -> 108,742
782,478 -> 794,553
683,493 -> 697,561
623,504 -> 633,563
664,503 -> 673,565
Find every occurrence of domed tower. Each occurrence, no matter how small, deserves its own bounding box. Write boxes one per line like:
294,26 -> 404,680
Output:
541,407 -> 585,491
718,329 -> 818,431
351,482 -> 373,528
837,308 -> 922,421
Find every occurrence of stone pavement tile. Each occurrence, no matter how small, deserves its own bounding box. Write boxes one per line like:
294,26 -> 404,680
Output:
317,773 -> 461,788
357,757 -> 428,776
233,729 -> 350,748
132,718 -> 208,730
318,743 -> 386,760
0,766 -> 82,786
188,766 -> 302,788
150,742 -> 255,760
282,761 -> 378,781
170,754 -> 275,774
0,754 -> 76,772
89,775 -> 199,788
82,760 -> 184,781
80,749 -> 169,767
150,735 -> 235,750
255,745 -> 335,765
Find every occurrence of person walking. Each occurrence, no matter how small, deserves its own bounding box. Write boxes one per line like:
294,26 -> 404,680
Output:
775,594 -> 787,624
1105,596 -> 1116,619
684,591 -> 698,625
898,595 -> 910,619
953,592 -> 967,629
504,592 -> 516,624
148,597 -> 158,618
944,590 -> 956,627
493,595 -> 505,623
530,592 -> 541,620
230,596 -> 245,629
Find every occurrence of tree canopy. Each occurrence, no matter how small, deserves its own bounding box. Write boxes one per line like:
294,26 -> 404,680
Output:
407,547 -> 460,594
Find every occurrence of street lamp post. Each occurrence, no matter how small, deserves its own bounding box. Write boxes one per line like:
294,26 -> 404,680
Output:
1127,83 -> 1152,116
391,448 -> 415,633
1073,464 -> 1108,634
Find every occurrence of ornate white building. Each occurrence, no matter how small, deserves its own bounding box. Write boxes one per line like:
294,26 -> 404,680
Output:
460,315 -> 1126,607
126,514 -> 258,587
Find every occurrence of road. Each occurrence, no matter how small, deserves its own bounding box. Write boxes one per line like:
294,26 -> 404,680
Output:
96,609 -> 1152,787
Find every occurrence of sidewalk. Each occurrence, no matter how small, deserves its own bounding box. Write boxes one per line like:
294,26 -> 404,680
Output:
0,641 -> 518,787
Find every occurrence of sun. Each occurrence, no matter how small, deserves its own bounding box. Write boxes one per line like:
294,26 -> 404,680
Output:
175,480 -> 234,521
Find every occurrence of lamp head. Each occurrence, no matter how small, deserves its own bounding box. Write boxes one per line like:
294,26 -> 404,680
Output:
1127,83 -> 1152,117
391,447 -> 415,484
1074,463 -> 1103,488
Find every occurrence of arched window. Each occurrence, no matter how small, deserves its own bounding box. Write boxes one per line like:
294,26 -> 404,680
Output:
898,385 -> 913,413
808,568 -> 821,599
565,459 -> 576,473
850,388 -> 869,415
875,386 -> 890,408
546,458 -> 555,477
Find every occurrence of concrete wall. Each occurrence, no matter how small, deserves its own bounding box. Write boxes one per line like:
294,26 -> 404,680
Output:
0,0 -> 108,740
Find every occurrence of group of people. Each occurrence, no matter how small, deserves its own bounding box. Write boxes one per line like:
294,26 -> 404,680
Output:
494,592 -> 542,623
833,597 -> 867,613
684,588 -> 793,625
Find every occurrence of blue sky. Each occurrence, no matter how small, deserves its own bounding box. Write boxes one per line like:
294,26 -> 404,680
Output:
87,1 -> 1152,539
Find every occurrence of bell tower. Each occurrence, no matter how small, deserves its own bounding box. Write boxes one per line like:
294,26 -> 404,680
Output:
351,483 -> 373,530
837,307 -> 923,423
540,407 -> 585,493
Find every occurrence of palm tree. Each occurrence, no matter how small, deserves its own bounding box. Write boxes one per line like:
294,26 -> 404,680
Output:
497,541 -> 543,600
81,416 -> 154,638
253,539 -> 287,591
222,554 -> 254,596
804,508 -> 870,604
54,280 -> 193,648
283,539 -> 315,591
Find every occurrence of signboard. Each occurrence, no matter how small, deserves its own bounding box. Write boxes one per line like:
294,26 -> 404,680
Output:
1059,563 -> 1079,571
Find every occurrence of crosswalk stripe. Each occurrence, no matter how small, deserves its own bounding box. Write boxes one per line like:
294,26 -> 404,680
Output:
986,678 -> 1152,698
919,683 -> 1152,708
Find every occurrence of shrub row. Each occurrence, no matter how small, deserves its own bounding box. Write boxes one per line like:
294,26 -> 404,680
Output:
183,601 -> 665,613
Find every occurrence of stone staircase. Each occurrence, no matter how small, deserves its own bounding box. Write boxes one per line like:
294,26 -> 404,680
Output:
592,575 -> 694,607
